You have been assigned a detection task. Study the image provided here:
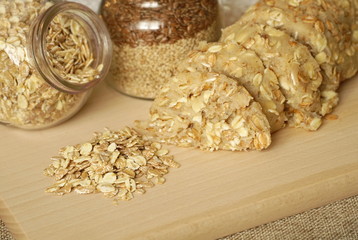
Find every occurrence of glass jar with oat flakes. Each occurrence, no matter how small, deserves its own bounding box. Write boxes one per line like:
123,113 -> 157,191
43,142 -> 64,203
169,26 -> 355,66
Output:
0,0 -> 112,129
101,0 -> 221,99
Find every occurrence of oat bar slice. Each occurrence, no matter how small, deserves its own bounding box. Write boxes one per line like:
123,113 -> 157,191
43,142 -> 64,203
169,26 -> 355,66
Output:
284,0 -> 357,81
178,41 -> 286,132
221,24 -> 323,131
137,72 -> 271,151
237,0 -> 357,115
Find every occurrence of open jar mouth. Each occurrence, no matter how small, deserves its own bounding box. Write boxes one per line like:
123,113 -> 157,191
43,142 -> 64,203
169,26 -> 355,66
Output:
28,2 -> 112,94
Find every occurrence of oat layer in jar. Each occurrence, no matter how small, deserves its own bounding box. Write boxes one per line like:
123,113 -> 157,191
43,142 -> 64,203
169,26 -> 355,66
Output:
101,0 -> 221,99
0,0 -> 112,129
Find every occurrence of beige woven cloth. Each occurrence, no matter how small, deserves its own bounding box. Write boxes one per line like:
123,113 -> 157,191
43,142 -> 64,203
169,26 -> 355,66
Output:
221,195 -> 358,240
1,196 -> 357,240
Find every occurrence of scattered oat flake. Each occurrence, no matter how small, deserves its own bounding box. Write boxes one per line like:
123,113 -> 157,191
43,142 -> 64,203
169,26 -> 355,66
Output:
324,114 -> 339,120
44,127 -> 180,204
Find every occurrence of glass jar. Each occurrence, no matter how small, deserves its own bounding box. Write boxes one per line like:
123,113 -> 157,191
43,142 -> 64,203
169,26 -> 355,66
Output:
101,0 -> 221,99
0,0 -> 112,129
218,0 -> 257,28
219,0 -> 257,28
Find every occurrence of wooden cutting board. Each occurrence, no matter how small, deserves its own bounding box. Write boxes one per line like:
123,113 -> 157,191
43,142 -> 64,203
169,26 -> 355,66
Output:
1,77 -> 357,240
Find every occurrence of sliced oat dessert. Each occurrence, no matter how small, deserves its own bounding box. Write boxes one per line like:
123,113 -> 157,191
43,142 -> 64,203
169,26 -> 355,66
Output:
284,0 -> 357,81
221,24 -> 323,131
237,0 -> 358,115
136,72 -> 271,152
178,41 -> 286,132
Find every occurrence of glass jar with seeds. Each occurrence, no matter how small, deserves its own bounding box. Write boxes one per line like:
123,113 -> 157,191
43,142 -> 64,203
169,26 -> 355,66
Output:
0,0 -> 112,129
101,0 -> 221,99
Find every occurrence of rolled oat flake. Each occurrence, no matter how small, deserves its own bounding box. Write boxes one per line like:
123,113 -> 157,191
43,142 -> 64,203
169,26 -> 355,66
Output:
102,0 -> 221,99
0,0 -> 112,129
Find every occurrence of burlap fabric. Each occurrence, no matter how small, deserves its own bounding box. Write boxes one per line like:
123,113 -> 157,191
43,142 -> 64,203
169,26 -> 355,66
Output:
1,196 -> 357,240
220,195 -> 358,240
0,219 -> 13,240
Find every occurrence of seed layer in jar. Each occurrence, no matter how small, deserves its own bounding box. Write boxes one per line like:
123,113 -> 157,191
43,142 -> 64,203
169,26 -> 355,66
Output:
102,0 -> 221,99
101,0 -> 219,47
107,22 -> 220,99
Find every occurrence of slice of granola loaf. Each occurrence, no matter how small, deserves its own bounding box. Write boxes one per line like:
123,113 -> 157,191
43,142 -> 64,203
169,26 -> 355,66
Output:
221,24 -> 323,131
137,72 -> 271,151
237,0 -> 358,115
178,41 -> 286,132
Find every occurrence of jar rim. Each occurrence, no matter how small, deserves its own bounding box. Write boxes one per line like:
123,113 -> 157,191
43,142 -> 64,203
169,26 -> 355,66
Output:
28,2 -> 112,94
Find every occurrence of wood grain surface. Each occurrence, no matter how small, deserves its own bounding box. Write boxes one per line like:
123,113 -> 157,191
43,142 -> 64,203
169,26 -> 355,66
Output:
0,77 -> 357,240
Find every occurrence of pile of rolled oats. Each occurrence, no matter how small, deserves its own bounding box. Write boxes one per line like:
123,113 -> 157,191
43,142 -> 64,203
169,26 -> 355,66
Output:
46,14 -> 103,85
44,127 -> 180,203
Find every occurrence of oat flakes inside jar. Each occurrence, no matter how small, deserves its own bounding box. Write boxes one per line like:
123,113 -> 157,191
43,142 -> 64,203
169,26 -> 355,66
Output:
0,0 -> 112,129
101,0 -> 221,99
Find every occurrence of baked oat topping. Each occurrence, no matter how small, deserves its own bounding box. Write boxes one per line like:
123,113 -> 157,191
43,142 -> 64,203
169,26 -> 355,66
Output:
238,0 -> 358,116
137,72 -> 272,151
179,41 -> 287,132
221,23 -> 323,131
